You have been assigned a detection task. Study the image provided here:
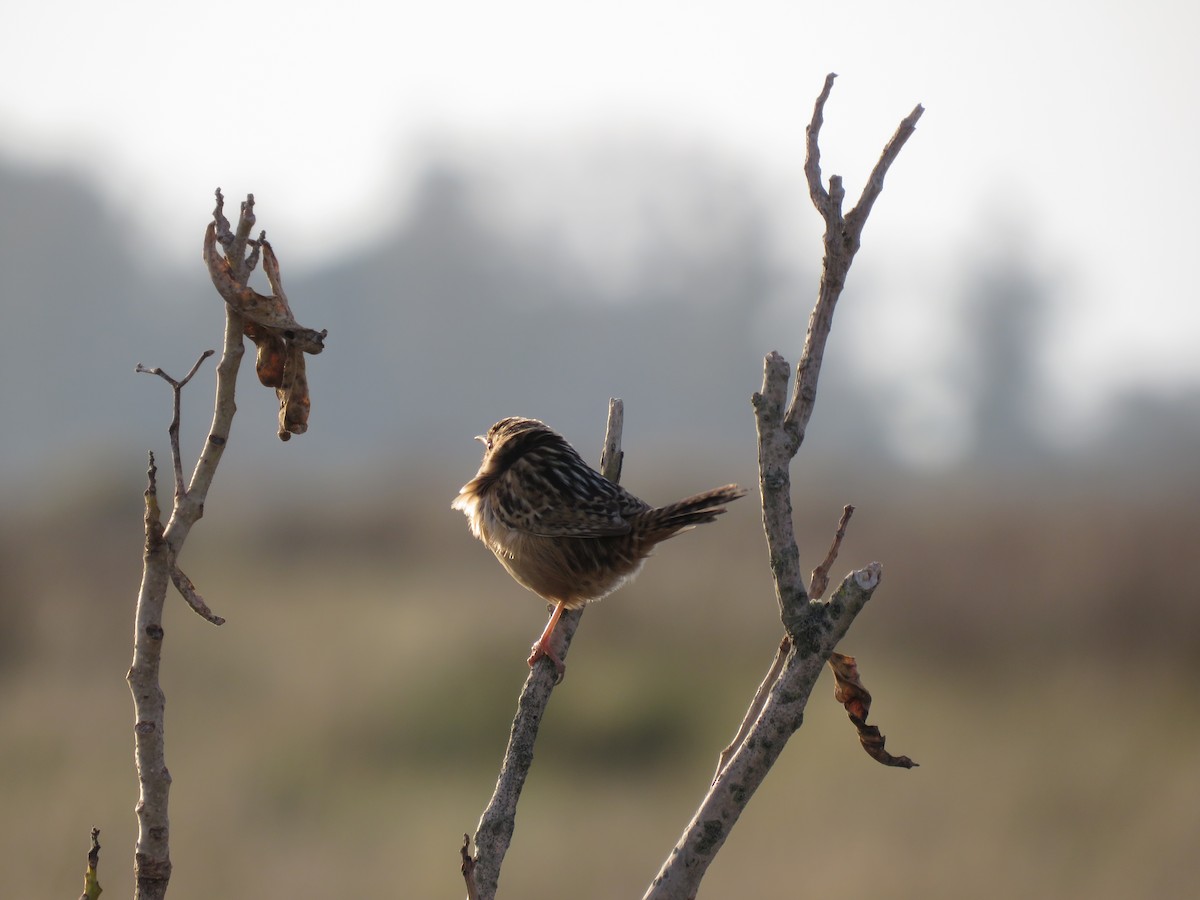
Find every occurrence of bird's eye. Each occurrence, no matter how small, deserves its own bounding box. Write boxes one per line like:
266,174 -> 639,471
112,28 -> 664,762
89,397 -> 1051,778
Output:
486,437 -> 494,450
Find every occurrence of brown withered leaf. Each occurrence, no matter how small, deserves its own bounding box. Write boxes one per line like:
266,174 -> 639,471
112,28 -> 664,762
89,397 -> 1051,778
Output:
202,223 -> 327,353
244,321 -> 287,388
202,219 -> 327,440
828,651 -> 918,769
276,342 -> 311,439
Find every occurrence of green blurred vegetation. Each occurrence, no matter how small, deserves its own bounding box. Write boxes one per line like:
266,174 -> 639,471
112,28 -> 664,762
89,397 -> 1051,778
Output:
1,461 -> 1198,898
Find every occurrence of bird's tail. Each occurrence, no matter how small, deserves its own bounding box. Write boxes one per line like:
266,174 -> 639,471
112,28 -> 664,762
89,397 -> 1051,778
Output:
647,484 -> 746,538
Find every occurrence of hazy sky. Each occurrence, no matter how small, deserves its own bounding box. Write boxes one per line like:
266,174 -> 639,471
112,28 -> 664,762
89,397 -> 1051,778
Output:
2,0 -> 1198,432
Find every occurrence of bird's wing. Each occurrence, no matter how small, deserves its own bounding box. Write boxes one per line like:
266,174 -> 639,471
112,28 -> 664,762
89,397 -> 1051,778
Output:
490,452 -> 647,538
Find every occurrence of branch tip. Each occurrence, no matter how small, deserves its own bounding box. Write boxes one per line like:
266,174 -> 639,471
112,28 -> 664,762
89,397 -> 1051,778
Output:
181,350 -> 215,386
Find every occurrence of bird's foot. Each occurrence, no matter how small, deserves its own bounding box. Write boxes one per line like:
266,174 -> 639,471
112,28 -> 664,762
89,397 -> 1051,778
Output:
528,640 -> 566,684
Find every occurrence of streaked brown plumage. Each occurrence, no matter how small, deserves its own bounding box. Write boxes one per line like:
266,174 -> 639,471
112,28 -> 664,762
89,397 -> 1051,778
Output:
452,416 -> 745,680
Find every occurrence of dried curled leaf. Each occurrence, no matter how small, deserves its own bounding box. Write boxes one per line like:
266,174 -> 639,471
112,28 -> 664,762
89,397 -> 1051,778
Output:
828,651 -> 918,769
203,223 -> 327,352
244,321 -> 287,388
203,216 -> 327,440
277,342 -> 311,439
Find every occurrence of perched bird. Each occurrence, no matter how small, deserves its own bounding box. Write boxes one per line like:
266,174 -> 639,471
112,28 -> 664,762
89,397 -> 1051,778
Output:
452,416 -> 745,681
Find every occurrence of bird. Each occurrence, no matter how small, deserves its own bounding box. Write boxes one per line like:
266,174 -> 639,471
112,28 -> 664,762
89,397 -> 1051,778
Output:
452,416 -> 745,681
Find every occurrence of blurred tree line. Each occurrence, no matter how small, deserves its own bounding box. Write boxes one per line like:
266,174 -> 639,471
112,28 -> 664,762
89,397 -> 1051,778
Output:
3,141 -> 1198,491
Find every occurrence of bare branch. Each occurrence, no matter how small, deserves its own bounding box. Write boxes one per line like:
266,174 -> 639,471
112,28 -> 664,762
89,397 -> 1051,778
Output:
753,351 -> 808,625
789,76 -> 924,440
645,75 -> 920,900
128,453 -> 173,900
127,193 -> 267,899
467,399 -> 625,900
804,72 -> 837,214
175,306 -> 246,521
212,188 -> 256,281
845,103 -> 925,235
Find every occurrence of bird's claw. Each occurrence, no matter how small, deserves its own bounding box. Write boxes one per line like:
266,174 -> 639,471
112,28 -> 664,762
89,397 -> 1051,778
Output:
528,642 -> 566,684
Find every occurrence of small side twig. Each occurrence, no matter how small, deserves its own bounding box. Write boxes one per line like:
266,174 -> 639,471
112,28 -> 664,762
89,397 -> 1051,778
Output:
645,566 -> 883,900
168,562 -> 225,626
712,637 -> 790,784
135,351 -> 215,499
135,355 -> 226,626
810,504 -> 855,600
466,399 -> 624,900
715,504 -> 855,783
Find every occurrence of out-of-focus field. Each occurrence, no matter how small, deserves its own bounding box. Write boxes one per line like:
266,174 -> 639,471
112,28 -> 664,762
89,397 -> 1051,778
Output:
2,461 -> 1197,898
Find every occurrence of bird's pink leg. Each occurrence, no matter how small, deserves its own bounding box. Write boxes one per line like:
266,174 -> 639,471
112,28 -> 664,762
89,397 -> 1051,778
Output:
528,601 -> 567,682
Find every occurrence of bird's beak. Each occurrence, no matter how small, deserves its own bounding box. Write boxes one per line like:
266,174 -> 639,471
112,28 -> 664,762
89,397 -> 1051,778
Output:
474,435 -> 487,445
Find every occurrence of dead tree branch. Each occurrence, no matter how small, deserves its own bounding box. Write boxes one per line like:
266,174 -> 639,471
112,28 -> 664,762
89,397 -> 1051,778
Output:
126,189 -> 324,899
643,74 -> 922,900
463,399 -> 625,900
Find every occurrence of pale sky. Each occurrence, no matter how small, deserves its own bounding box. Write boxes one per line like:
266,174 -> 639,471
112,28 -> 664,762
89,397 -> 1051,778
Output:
2,0 -> 1198,446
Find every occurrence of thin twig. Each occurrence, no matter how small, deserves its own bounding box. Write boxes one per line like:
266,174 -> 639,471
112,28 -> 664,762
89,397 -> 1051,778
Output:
787,81 -> 923,436
845,103 -> 926,235
135,350 -> 215,499
467,399 -> 625,900
804,72 -> 837,214
169,561 -> 226,625
712,637 -> 790,784
810,504 -> 855,600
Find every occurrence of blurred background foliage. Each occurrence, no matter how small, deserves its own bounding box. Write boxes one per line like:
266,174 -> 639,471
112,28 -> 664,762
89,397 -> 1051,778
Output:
1,139 -> 1198,898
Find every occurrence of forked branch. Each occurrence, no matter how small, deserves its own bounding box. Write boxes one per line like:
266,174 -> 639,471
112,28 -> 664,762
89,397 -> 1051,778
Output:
127,191 -> 323,899
643,74 -> 921,900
